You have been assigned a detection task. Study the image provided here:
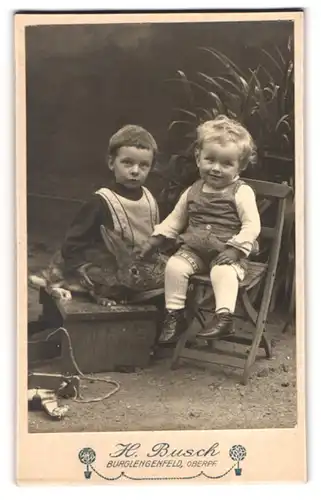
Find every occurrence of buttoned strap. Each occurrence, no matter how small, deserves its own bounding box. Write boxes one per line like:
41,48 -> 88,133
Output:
186,180 -> 203,203
95,188 -> 131,242
232,178 -> 245,195
142,186 -> 159,228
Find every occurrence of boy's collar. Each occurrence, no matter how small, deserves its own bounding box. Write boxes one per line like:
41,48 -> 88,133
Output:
112,179 -> 143,191
110,179 -> 144,199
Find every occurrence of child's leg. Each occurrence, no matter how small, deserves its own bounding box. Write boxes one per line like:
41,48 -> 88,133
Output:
210,264 -> 240,313
165,254 -> 196,310
197,263 -> 244,340
159,249 -> 203,343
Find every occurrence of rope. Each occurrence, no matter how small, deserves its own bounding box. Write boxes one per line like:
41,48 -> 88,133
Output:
33,326 -> 121,404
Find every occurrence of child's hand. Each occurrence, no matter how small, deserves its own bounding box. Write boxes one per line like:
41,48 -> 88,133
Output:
138,235 -> 166,260
213,247 -> 243,266
138,241 -> 155,260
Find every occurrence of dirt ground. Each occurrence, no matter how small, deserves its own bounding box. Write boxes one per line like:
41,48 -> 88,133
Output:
27,243 -> 297,433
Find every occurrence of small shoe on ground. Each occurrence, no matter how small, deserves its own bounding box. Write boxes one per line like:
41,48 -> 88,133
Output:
158,309 -> 187,344
196,311 -> 235,340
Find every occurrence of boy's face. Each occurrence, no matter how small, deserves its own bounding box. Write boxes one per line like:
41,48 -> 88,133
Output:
109,146 -> 153,189
195,141 -> 241,189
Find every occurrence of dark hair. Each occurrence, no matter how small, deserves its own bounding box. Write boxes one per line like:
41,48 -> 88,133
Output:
108,124 -> 158,160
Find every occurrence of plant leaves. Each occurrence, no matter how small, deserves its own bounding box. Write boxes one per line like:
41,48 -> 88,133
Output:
182,78 -> 223,100
195,106 -> 217,120
200,47 -> 250,94
208,92 -> 229,114
168,120 -> 193,131
261,48 -> 284,74
199,46 -> 247,78
248,69 -> 270,121
275,114 -> 290,132
173,108 -> 198,120
240,69 -> 259,121
263,84 -> 278,100
198,72 -> 240,100
176,70 -> 195,107
215,75 -> 244,95
275,45 -> 286,65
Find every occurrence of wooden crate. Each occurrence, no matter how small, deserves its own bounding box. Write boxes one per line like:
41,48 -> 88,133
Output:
39,290 -> 159,374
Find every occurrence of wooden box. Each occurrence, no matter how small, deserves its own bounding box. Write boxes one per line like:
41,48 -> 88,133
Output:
39,290 -> 159,374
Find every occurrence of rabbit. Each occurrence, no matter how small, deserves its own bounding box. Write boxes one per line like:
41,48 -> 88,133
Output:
80,226 -> 168,305
29,225 -> 168,307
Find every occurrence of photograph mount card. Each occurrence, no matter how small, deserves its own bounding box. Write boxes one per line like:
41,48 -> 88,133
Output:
15,10 -> 305,484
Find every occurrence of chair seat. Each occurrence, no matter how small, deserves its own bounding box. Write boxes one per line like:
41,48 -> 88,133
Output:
190,261 -> 268,290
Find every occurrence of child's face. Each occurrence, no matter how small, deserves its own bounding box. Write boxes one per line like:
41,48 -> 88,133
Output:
196,141 -> 241,189
109,146 -> 153,189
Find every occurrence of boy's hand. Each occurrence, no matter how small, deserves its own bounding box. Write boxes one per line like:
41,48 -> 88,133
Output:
138,241 -> 156,260
138,235 -> 165,260
213,247 -> 243,266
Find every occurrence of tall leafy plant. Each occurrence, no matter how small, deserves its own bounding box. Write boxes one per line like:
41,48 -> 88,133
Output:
167,36 -> 294,178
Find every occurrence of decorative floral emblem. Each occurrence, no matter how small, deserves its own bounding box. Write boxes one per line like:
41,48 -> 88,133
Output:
78,447 -> 96,479
229,445 -> 247,475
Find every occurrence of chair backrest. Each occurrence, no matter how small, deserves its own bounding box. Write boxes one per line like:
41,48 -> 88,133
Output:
242,178 -> 292,243
242,178 -> 292,199
241,178 -> 293,319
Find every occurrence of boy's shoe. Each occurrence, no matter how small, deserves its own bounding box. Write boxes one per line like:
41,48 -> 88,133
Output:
196,312 -> 235,340
158,309 -> 187,344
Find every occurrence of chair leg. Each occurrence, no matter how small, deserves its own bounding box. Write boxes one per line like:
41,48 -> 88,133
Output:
261,335 -> 272,359
243,196 -> 288,383
242,320 -> 267,385
241,290 -> 258,325
171,327 -> 191,369
241,290 -> 272,359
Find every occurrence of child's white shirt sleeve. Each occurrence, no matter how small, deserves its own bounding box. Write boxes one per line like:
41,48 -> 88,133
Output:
227,184 -> 261,257
152,188 -> 190,239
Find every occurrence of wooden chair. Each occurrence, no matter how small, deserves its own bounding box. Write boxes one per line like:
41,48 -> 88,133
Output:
170,178 -> 293,385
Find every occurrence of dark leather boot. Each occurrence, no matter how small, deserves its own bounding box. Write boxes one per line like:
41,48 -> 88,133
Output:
158,309 -> 187,344
197,312 -> 235,340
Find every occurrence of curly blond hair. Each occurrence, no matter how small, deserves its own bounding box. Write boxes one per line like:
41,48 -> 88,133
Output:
196,115 -> 257,171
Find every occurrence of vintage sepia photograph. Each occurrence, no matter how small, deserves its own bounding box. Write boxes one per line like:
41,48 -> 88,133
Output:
16,10 -> 305,484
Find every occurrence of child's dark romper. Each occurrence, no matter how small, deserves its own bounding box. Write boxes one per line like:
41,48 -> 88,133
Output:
175,178 -> 249,279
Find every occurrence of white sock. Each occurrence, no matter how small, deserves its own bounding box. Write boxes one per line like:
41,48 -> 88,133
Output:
210,264 -> 239,314
165,255 -> 195,310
